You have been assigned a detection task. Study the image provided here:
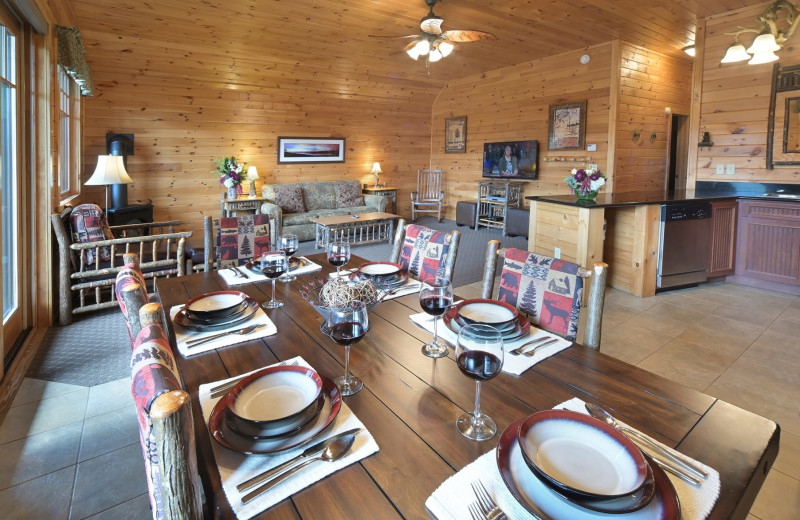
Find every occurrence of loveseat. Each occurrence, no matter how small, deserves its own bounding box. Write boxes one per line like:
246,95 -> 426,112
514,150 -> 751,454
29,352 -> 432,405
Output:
260,180 -> 389,242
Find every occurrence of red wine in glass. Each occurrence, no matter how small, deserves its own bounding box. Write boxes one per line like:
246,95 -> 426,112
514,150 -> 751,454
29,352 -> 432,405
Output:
327,301 -> 367,396
420,295 -> 452,316
260,251 -> 288,309
278,233 -> 299,282
455,324 -> 504,441
261,264 -> 286,279
457,350 -> 503,381
326,240 -> 351,279
419,279 -> 453,358
329,322 -> 367,345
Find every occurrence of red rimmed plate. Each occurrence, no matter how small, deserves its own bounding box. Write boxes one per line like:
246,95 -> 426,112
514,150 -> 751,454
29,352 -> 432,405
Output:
209,374 -> 341,455
174,297 -> 259,332
185,290 -> 248,318
350,268 -> 409,288
497,418 -> 680,520
456,299 -> 519,326
245,256 -> 308,274
443,306 -> 530,341
357,261 -> 402,277
517,410 -> 649,499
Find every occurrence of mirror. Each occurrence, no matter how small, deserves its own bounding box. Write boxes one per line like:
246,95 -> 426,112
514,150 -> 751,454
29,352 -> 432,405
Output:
767,63 -> 800,168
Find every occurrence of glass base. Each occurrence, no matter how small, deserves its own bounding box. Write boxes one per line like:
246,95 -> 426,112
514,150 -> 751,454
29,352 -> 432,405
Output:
262,299 -> 284,309
457,412 -> 497,441
421,341 -> 449,358
334,375 -> 363,396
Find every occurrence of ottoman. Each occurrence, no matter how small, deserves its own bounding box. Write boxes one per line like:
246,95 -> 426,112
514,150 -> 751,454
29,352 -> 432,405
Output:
456,201 -> 477,229
506,207 -> 530,238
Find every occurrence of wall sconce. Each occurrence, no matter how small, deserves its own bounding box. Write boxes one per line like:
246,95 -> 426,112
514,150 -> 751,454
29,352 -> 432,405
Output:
649,131 -> 657,143
632,129 -> 641,141
682,45 -> 695,57
698,132 -> 714,149
721,0 -> 800,65
246,166 -> 260,199
370,162 -> 382,187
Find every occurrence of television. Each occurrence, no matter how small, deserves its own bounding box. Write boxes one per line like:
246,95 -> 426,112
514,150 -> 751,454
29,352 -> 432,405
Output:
482,140 -> 538,180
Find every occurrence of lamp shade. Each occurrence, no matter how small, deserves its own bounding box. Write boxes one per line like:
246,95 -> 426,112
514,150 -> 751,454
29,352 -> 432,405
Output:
370,162 -> 382,175
429,48 -> 443,62
747,32 -> 781,54
438,41 -> 454,57
246,165 -> 259,180
682,45 -> 695,57
414,39 -> 430,56
749,50 -> 780,65
721,43 -> 751,63
85,155 -> 133,186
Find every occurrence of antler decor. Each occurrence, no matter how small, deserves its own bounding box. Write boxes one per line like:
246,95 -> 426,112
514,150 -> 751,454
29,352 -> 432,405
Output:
721,0 -> 800,65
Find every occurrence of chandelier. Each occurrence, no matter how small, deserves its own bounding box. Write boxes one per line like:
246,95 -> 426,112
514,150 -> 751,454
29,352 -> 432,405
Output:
721,0 -> 800,65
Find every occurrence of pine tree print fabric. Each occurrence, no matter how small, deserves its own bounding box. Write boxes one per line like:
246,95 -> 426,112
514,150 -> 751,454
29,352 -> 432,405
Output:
69,203 -> 115,266
497,248 -> 583,341
215,214 -> 272,268
398,224 -> 452,283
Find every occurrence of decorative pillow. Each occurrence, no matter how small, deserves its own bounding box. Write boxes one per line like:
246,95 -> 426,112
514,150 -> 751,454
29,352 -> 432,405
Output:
273,185 -> 306,213
497,248 -> 584,341
115,261 -> 149,342
398,224 -> 452,283
69,204 -> 114,266
336,183 -> 364,208
215,214 -> 272,268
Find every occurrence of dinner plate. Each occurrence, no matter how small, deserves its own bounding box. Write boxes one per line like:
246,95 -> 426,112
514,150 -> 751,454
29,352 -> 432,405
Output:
225,393 -> 325,440
209,375 -> 341,455
350,269 -> 409,288
228,365 -> 324,425
456,299 -> 519,326
517,410 -> 649,499
246,256 -> 308,274
185,290 -> 248,318
357,261 -> 402,277
443,307 -> 530,341
174,297 -> 259,332
496,418 -> 680,520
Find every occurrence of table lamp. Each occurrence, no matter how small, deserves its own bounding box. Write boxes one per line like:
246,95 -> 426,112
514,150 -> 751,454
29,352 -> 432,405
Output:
85,155 -> 133,214
370,162 -> 382,188
246,166 -> 260,198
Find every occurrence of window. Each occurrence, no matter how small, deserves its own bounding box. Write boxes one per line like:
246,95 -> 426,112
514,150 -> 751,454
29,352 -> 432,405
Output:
1,22 -> 18,322
58,65 -> 80,200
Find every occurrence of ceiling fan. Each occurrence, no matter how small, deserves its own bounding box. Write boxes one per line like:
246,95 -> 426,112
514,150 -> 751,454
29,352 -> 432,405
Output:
370,0 -> 496,64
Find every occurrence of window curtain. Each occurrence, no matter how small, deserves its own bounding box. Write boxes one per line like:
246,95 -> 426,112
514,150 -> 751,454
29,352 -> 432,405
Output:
56,25 -> 93,96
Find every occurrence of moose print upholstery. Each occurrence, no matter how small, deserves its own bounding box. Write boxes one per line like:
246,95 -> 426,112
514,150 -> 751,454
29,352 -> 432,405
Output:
390,221 -> 460,283
69,203 -> 115,266
215,213 -> 272,268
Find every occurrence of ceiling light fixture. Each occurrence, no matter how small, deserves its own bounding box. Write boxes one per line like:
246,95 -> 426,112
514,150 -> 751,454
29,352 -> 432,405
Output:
720,0 -> 800,65
682,45 -> 695,57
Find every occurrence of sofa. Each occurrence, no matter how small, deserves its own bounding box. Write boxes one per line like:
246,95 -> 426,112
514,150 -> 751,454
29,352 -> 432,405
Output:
260,180 -> 389,242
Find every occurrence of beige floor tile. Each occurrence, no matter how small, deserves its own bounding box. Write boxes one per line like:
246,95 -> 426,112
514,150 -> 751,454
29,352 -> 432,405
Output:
777,304 -> 800,324
598,321 -> 672,365
711,304 -> 784,328
654,291 -> 723,315
747,515 -> 762,520
773,430 -> 800,481
10,379 -> 85,409
677,314 -> 765,352
638,337 -> 741,391
624,302 -> 704,338
749,469 -> 800,520
0,388 -> 89,445
675,285 -> 738,305
604,289 -> 662,312
767,317 -> 799,337
733,330 -> 800,390
600,302 -> 641,327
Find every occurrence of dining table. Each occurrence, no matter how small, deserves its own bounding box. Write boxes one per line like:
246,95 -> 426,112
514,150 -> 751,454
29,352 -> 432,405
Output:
155,253 -> 780,520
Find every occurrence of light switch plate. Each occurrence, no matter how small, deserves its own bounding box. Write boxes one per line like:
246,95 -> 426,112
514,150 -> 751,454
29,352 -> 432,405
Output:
588,164 -> 598,170
587,144 -> 597,152
554,247 -> 561,259
726,164 -> 736,175
716,165 -> 724,175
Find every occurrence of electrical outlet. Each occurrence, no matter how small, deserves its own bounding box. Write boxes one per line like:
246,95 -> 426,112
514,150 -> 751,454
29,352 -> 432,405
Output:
726,164 -> 736,175
716,165 -> 724,175
588,164 -> 598,171
554,247 -> 561,259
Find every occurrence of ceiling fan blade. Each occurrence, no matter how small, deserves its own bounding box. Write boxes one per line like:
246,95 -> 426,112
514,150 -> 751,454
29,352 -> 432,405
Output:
368,34 -> 419,39
441,30 -> 497,42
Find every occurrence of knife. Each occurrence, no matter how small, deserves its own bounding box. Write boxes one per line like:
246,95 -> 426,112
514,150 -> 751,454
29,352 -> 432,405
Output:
233,266 -> 249,278
236,427 -> 362,492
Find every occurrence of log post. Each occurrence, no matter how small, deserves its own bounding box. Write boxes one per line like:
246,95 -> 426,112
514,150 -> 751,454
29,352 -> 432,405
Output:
139,302 -> 164,330
121,283 -> 148,339
583,262 -> 608,351
51,210 -> 74,325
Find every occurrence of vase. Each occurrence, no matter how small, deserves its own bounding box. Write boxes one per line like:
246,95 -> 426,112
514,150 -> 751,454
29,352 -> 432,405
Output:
227,186 -> 238,200
574,188 -> 598,201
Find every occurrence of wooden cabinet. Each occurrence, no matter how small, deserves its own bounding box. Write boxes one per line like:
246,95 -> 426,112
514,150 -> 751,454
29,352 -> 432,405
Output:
707,199 -> 737,277
735,199 -> 800,286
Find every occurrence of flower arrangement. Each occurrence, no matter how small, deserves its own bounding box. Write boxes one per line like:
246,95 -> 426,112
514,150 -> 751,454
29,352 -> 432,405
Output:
215,156 -> 246,195
564,166 -> 606,200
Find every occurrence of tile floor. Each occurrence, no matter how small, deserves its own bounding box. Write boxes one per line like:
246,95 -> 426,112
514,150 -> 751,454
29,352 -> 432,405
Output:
1,281 -> 798,518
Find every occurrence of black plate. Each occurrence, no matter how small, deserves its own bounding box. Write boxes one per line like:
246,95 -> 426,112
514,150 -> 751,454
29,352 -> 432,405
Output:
174,297 -> 259,331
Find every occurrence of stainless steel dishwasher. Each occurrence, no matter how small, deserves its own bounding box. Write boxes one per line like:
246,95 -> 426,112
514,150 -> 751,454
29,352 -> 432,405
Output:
657,201 -> 712,289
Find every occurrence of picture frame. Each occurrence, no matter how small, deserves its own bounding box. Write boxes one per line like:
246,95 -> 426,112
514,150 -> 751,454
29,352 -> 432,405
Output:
548,102 -> 586,150
277,137 -> 346,164
445,116 -> 467,153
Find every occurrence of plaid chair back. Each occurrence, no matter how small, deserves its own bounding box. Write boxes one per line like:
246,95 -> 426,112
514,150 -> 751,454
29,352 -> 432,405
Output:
497,248 -> 584,341
69,203 -> 114,265
398,224 -> 453,283
115,261 -> 149,342
215,213 -> 271,268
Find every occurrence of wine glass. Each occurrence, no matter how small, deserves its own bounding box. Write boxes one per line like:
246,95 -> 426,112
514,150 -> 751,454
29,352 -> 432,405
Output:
455,324 -> 504,441
278,233 -> 299,283
418,278 -> 453,358
327,301 -> 368,396
326,238 -> 351,280
260,251 -> 288,309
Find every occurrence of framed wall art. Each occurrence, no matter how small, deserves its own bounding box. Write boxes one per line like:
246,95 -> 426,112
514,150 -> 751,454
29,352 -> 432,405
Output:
277,137 -> 346,164
548,102 -> 586,150
445,116 -> 467,153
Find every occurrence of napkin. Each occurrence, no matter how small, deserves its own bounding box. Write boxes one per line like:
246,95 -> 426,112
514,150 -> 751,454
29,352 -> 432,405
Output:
170,305 -> 277,357
425,398 -> 720,520
219,258 -> 322,286
199,356 -> 379,520
408,312 -> 571,376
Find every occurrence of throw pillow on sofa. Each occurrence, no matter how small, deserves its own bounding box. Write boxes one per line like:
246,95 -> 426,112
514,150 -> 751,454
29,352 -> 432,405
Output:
336,183 -> 364,208
274,185 -> 306,213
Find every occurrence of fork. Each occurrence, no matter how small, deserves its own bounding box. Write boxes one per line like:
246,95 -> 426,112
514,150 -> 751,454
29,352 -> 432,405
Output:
209,359 -> 300,399
509,336 -> 550,355
472,480 -> 507,520
523,337 -> 559,357
468,502 -> 485,520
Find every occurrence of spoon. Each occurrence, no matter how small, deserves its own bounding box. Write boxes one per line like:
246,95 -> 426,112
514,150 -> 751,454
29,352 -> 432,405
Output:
585,403 -> 708,481
241,432 -> 357,504
185,323 -> 265,348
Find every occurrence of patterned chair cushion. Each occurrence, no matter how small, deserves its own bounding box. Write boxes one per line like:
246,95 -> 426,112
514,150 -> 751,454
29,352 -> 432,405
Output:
130,323 -> 183,520
336,183 -> 364,208
273,185 -> 306,213
215,214 -> 272,268
115,261 -> 150,342
398,224 -> 452,283
497,248 -> 584,341
69,204 -> 114,266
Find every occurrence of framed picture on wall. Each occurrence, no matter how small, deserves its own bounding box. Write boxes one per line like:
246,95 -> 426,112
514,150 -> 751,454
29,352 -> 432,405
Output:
445,116 -> 467,153
277,137 -> 346,164
548,102 -> 586,150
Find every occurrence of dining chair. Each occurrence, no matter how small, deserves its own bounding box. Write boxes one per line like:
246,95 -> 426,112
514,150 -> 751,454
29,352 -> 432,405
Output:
390,219 -> 460,283
480,240 -> 608,350
410,169 -> 445,222
188,213 -> 274,272
131,303 -> 204,520
114,252 -> 149,341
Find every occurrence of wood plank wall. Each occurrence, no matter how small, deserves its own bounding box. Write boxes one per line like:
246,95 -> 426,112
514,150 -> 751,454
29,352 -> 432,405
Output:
614,43 -> 693,192
429,43 -> 614,219
698,1 -> 800,184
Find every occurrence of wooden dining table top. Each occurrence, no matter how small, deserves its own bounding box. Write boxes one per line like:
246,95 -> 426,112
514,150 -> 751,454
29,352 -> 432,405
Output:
155,253 -> 780,520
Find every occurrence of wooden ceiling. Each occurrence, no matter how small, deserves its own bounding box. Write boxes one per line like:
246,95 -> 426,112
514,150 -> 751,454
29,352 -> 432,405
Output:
71,0 -> 759,87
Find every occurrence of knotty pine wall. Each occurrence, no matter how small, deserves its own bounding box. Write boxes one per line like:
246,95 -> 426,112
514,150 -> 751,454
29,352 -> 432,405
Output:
697,1 -> 800,184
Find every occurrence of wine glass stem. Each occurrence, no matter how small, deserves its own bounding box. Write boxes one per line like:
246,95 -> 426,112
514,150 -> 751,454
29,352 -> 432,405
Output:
271,279 -> 276,302
432,317 -> 439,344
344,345 -> 351,382
472,381 -> 482,425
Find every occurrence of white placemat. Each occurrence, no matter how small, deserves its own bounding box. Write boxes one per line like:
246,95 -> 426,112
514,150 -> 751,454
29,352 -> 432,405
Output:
219,258 -> 322,286
170,305 -> 277,357
425,398 -> 720,520
380,279 -> 422,300
409,312 -> 571,376
199,356 -> 379,520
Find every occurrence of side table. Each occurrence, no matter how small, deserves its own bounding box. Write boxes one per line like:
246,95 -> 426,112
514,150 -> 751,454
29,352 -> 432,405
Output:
220,195 -> 267,217
362,186 -> 397,214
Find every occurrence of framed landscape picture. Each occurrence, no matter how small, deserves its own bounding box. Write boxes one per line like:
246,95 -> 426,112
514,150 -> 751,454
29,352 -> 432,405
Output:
548,102 -> 586,150
277,137 -> 346,164
445,116 -> 467,153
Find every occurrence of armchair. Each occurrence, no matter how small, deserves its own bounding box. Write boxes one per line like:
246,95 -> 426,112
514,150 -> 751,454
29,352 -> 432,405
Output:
410,169 -> 444,222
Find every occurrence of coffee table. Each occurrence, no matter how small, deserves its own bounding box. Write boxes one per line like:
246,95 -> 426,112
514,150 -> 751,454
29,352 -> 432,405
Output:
311,211 -> 399,249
